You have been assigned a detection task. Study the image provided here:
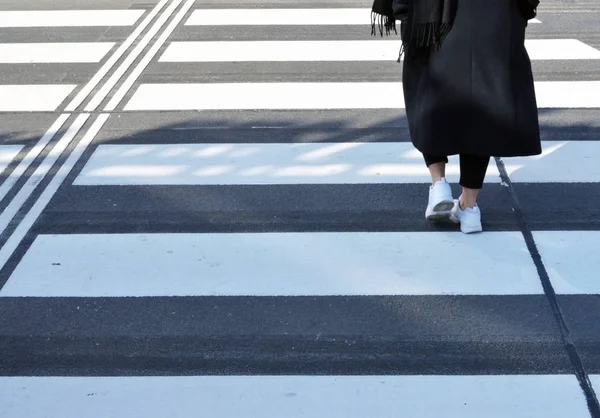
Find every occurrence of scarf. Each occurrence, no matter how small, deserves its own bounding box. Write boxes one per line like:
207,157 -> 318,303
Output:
371,0 -> 540,59
371,0 -> 453,59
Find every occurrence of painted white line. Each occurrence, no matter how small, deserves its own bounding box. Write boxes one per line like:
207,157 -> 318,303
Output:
535,81 -> 600,108
0,7 -> 160,228
592,376 -> 600,398
123,81 -> 600,111
0,115 -> 69,204
185,9 -> 540,26
533,231 -> 600,294
0,146 -> 23,174
73,143 -> 501,185
0,114 -> 109,269
525,39 -> 600,60
65,0 -> 170,112
0,375 -> 586,418
159,40 -> 403,62
159,39 -> 600,62
186,8 -> 378,25
0,114 -> 89,235
0,10 -> 145,27
105,0 -> 197,111
0,1 -> 185,270
0,231 -> 542,297
124,82 -> 403,110
0,85 -> 75,112
504,141 -> 600,183
84,0 -> 184,111
0,42 -> 115,64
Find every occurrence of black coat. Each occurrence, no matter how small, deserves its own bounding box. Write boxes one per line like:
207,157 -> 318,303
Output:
396,0 -> 542,157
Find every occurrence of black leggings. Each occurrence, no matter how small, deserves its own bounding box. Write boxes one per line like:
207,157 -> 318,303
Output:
424,154 -> 490,189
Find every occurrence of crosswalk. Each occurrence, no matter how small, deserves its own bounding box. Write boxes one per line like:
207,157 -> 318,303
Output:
1,2 -> 600,417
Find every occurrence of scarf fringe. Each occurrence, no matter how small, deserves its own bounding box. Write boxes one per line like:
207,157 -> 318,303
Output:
400,21 -> 451,61
413,22 -> 451,49
370,10 -> 397,37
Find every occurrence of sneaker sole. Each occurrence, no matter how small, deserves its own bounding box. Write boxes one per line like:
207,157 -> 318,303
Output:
426,212 -> 452,222
433,200 -> 455,212
425,200 -> 455,221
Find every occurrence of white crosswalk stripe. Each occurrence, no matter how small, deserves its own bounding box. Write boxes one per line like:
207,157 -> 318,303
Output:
159,39 -> 600,62
67,141 -> 600,185
0,10 -> 144,27
0,231 -> 543,297
0,375 -> 590,418
1,3 -> 600,417
123,80 -> 600,110
0,43 -> 115,63
184,8 -> 542,26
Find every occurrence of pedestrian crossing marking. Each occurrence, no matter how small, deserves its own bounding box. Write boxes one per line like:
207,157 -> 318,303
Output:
535,80 -> 600,108
0,2 -> 598,408
0,232 -> 543,297
0,42 -> 115,64
184,9 -> 541,26
69,142 -> 600,186
123,81 -> 600,111
72,143 -> 502,185
525,39 -> 600,60
504,141 -> 600,183
593,376 -> 600,397
0,10 -> 145,27
0,145 -> 23,174
159,39 -> 600,62
533,231 -> 600,294
0,375 -> 587,418
0,85 -> 75,112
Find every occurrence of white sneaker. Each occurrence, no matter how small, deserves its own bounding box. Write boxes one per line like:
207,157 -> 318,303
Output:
450,200 -> 483,234
425,178 -> 454,221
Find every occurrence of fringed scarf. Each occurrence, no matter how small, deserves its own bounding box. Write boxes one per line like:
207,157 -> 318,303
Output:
372,0 -> 453,59
372,0 -> 540,60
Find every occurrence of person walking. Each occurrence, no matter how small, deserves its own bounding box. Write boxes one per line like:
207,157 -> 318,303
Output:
371,0 -> 542,233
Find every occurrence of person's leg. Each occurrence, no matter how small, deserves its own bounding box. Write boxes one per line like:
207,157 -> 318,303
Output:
423,154 -> 453,220
424,155 -> 449,184
458,154 -> 490,208
450,154 -> 490,233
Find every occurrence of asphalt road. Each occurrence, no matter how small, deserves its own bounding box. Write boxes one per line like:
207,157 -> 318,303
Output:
0,0 -> 600,416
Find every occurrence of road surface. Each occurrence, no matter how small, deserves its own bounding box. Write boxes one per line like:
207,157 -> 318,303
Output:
0,0 -> 600,416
